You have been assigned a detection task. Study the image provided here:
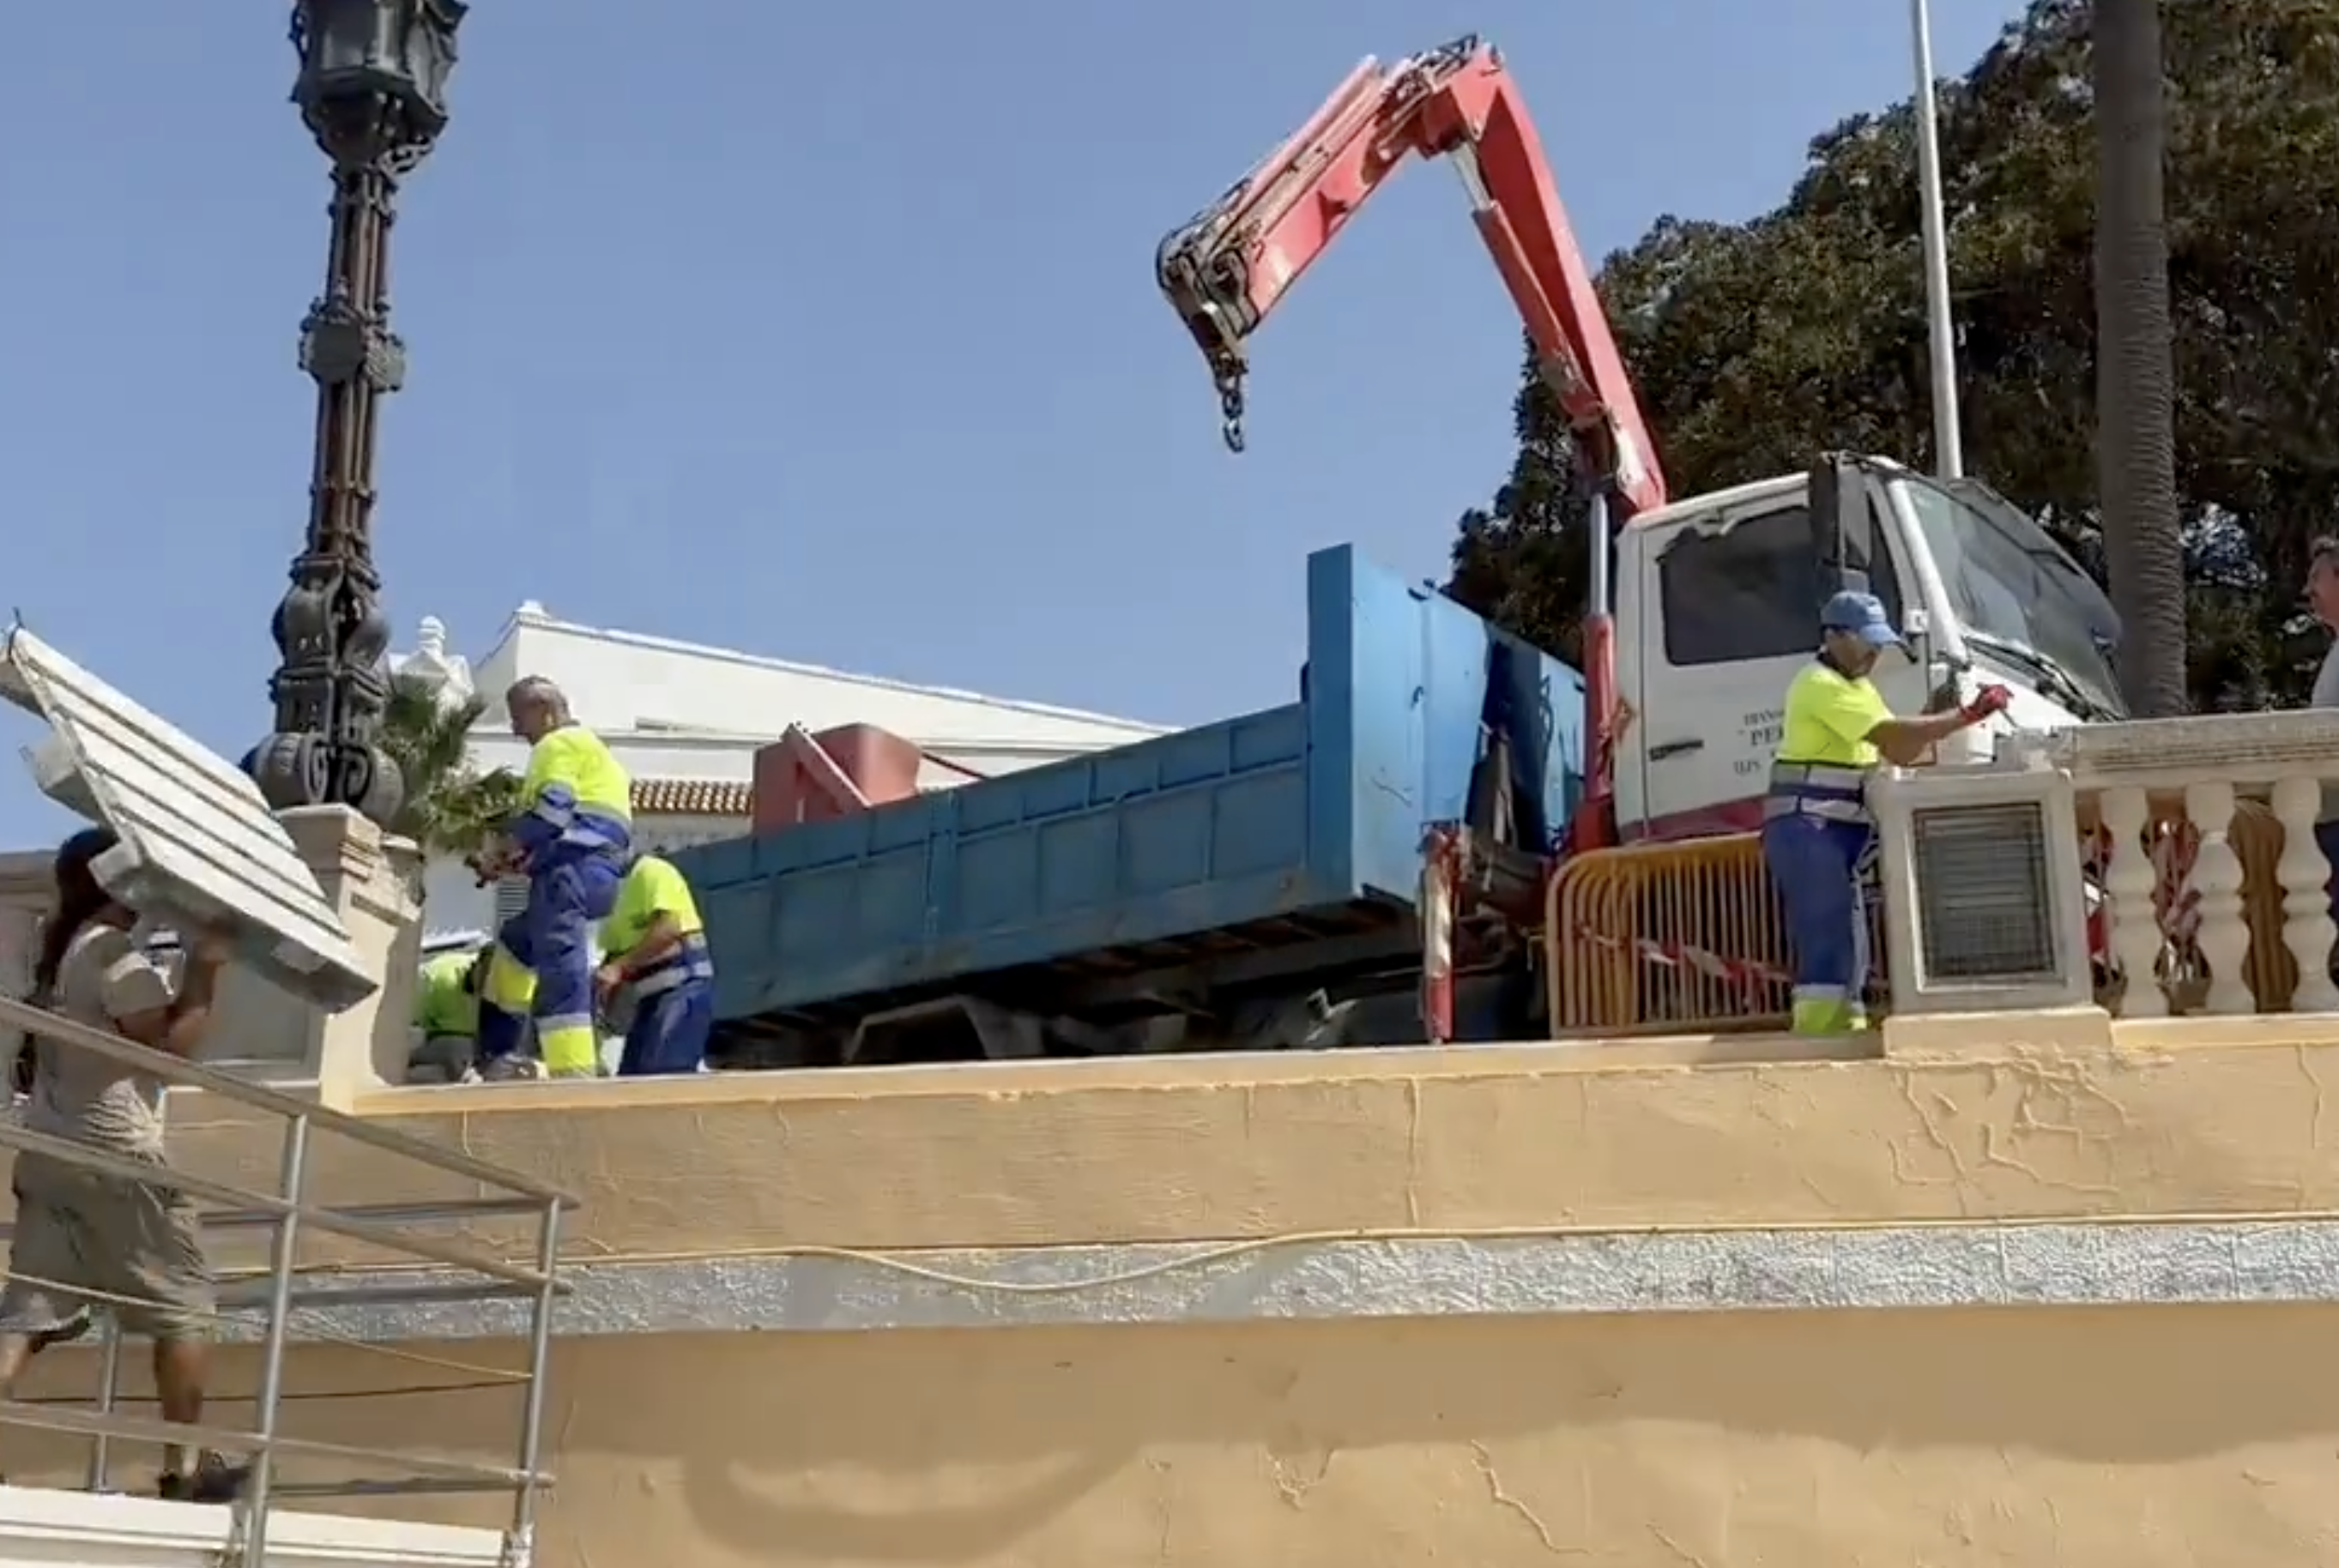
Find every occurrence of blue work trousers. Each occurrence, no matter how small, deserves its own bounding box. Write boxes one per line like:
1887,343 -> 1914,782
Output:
2315,821 -> 2339,974
1763,812 -> 1873,1034
479,845 -> 626,1074
620,980 -> 713,1076
473,1004 -> 529,1065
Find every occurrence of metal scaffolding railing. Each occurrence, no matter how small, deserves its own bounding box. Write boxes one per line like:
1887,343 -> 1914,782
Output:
0,992 -> 579,1568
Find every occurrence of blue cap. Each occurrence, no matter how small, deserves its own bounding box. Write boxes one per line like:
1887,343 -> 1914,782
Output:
1819,590 -> 1901,648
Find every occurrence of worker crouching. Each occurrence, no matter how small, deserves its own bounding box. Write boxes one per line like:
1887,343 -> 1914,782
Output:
408,944 -> 487,1084
1764,592 -> 2010,1034
474,678 -> 634,1079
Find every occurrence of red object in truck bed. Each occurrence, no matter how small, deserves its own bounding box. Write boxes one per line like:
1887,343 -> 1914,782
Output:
751,723 -> 924,833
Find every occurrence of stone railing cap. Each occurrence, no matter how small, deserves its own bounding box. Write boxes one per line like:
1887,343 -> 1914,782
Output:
2031,709 -> 2339,785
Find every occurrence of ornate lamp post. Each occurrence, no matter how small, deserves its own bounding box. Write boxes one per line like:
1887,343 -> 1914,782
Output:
247,0 -> 467,825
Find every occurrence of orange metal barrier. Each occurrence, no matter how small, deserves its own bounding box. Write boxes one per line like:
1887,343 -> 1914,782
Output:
1546,834 -> 1791,1036
1544,799 -> 2299,1035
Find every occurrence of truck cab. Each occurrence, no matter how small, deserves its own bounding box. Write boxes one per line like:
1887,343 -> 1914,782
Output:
1613,454 -> 2126,841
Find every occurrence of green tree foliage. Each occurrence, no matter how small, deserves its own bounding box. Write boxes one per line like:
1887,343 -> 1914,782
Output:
1450,0 -> 2339,711
378,675 -> 521,861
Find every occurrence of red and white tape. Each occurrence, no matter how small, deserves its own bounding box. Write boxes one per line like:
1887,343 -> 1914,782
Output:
1418,828 -> 1461,1043
1568,926 -> 1792,996
2082,825 -> 2203,952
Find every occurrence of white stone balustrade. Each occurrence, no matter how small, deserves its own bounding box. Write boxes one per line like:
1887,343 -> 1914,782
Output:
2034,710 -> 2339,1019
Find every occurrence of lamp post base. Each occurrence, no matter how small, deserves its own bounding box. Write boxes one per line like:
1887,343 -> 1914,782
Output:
245,733 -> 404,825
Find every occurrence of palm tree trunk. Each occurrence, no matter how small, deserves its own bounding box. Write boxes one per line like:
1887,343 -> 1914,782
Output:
2094,0 -> 2188,716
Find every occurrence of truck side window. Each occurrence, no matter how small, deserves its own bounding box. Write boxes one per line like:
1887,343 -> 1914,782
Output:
1659,505 -> 1902,666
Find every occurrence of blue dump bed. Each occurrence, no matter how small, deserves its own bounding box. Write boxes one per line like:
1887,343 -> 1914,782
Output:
675,545 -> 1584,1024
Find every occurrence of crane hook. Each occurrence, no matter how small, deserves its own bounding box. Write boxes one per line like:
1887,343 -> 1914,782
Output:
1216,372 -> 1248,455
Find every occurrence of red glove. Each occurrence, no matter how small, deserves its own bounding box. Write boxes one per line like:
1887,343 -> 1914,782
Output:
1960,683 -> 2014,724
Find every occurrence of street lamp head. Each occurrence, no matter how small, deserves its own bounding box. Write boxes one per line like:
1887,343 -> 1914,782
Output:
289,0 -> 468,161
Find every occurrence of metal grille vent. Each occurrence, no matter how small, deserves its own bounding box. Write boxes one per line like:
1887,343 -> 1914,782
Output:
1911,802 -> 2057,982
493,875 -> 529,931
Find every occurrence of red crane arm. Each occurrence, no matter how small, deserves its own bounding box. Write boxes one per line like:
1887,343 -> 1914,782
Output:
1155,35 -> 1666,518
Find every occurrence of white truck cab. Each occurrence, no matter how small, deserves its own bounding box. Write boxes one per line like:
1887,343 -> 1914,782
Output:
1612,454 -> 2125,841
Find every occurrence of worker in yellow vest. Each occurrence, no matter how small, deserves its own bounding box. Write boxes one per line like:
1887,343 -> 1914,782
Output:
409,945 -> 486,1083
594,853 -> 715,1076
1764,592 -> 2010,1034
470,853 -> 713,1078
473,678 -> 633,1079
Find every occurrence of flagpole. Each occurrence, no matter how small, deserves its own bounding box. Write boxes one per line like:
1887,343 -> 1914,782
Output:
1912,0 -> 1964,479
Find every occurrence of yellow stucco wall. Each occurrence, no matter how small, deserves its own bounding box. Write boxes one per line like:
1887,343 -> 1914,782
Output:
128,1018 -> 2339,1270
9,1017 -> 2339,1564
9,1306 -> 2337,1565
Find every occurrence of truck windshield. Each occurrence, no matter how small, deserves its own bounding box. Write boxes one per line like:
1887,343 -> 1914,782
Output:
1896,474 -> 2129,721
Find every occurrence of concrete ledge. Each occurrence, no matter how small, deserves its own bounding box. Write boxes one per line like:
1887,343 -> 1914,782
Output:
0,1481 -> 505,1567
351,1030 -> 1885,1113
184,1217 -> 2339,1341
2114,1012 -> 2339,1051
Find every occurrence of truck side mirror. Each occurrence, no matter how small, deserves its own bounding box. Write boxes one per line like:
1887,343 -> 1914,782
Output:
1805,451 -> 1872,600
1901,606 -> 1933,673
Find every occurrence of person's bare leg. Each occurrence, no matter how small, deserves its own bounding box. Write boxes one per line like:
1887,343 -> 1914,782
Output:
152,1337 -> 206,1481
0,1329 -> 65,1481
0,1332 -> 38,1397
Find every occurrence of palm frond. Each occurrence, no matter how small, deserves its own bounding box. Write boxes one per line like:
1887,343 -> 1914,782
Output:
383,677 -> 486,787
379,674 -> 515,859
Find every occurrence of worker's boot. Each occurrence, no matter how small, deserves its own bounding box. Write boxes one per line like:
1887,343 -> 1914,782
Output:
159,1451 -> 250,1503
28,1311 -> 91,1352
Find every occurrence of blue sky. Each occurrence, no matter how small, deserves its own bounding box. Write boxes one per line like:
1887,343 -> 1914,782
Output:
0,0 -> 2024,846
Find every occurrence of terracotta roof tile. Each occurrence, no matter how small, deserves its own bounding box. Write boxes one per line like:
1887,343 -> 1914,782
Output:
631,777 -> 752,817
